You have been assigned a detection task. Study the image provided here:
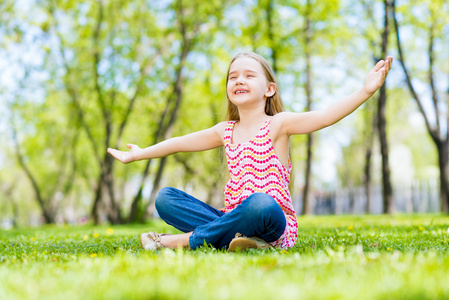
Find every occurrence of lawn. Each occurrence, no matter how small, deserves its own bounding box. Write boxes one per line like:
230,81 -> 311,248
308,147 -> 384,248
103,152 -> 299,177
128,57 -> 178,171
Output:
1,214 -> 448,300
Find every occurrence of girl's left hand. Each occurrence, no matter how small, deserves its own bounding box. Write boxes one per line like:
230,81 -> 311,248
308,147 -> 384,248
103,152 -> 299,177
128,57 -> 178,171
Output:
108,144 -> 141,164
364,56 -> 393,95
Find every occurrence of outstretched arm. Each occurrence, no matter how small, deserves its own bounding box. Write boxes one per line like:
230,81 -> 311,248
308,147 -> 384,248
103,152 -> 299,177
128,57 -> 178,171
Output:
279,57 -> 393,136
108,122 -> 226,164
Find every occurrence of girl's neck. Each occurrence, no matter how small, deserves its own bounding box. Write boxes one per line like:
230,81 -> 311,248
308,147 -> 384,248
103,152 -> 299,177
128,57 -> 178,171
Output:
237,109 -> 270,128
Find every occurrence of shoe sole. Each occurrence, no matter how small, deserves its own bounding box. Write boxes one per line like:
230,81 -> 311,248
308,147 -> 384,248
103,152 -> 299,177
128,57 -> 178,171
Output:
229,238 -> 259,252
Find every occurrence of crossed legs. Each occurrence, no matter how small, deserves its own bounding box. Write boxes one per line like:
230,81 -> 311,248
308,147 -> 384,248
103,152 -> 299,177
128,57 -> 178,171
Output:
154,187 -> 286,250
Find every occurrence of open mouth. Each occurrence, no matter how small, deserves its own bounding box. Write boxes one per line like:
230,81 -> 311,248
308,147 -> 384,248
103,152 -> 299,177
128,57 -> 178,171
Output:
235,90 -> 249,95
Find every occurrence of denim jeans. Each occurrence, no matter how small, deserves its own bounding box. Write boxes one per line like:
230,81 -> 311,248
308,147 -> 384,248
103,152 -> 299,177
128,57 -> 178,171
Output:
155,187 -> 287,250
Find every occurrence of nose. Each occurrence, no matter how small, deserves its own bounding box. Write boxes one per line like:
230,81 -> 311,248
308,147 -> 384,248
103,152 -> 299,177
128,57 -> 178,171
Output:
236,74 -> 245,85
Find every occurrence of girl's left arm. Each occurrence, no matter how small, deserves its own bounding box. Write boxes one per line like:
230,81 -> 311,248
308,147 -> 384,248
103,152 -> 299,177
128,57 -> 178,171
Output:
279,57 -> 393,136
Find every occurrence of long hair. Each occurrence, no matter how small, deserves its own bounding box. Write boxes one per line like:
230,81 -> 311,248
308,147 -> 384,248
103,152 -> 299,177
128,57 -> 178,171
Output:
222,52 -> 294,193
224,52 -> 284,121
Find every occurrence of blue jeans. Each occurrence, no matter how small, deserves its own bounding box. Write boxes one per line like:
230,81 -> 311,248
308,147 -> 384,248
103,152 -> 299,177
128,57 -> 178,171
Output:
155,187 -> 287,250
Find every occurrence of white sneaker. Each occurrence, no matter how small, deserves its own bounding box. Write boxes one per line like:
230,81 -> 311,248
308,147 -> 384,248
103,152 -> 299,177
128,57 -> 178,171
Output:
140,232 -> 166,251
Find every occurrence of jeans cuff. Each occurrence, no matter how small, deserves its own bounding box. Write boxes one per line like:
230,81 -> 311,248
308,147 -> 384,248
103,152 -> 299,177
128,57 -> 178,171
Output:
188,232 -> 198,250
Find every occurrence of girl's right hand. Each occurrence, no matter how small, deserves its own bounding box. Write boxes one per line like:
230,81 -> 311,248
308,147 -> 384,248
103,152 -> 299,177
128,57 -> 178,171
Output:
107,144 -> 141,164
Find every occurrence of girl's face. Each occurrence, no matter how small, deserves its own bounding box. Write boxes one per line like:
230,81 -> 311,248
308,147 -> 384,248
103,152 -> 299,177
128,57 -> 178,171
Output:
227,57 -> 275,109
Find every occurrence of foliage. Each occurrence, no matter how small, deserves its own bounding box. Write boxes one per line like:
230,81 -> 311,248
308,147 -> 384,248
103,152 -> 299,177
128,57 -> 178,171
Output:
1,215 -> 449,299
0,0 -> 448,223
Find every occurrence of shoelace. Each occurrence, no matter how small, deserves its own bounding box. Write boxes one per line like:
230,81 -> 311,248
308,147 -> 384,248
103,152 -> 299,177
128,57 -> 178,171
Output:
234,232 -> 248,239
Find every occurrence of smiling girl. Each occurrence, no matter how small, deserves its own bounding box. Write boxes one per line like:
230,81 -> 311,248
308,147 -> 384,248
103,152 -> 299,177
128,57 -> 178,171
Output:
108,52 -> 392,251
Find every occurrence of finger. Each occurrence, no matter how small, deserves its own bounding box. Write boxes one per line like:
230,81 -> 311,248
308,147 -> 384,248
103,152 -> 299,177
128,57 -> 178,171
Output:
107,149 -> 120,160
385,56 -> 392,71
372,60 -> 385,72
384,58 -> 392,74
383,59 -> 390,73
380,68 -> 387,80
108,148 -> 117,156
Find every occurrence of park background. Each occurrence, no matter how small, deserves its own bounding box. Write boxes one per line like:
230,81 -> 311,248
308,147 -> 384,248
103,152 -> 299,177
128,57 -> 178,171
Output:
0,0 -> 448,227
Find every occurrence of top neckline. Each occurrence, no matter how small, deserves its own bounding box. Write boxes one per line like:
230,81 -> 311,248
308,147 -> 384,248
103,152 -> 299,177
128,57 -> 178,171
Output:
229,118 -> 271,145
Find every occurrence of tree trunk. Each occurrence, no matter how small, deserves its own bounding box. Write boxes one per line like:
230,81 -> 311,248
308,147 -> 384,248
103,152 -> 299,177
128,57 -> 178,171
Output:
4,181 -> 18,227
302,133 -> 313,215
265,0 -> 278,73
11,124 -> 55,223
362,90 -> 377,214
103,154 -> 122,224
142,156 -> 169,221
127,98 -> 171,222
302,0 -> 314,215
363,137 -> 373,214
128,183 -> 144,222
445,78 -> 449,212
437,142 -> 449,212
91,172 -> 104,224
392,0 -> 449,212
348,184 -> 356,214
378,0 -> 394,214
378,84 -> 394,214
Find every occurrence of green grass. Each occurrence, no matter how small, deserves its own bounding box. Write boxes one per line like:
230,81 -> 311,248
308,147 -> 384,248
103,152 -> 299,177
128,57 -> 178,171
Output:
1,214 -> 449,299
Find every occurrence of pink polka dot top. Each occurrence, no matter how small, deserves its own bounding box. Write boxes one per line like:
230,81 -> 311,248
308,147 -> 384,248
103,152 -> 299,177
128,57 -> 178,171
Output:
221,118 -> 298,249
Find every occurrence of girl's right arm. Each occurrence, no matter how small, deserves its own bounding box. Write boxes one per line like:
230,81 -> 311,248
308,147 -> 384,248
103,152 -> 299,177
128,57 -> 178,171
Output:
107,122 -> 227,164
275,57 -> 392,136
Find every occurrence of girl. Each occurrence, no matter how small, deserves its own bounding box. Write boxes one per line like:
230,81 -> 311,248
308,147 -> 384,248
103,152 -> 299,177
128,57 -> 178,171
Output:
108,52 -> 392,251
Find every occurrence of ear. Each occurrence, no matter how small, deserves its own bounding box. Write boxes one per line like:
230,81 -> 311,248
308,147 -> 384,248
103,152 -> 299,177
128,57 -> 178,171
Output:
265,82 -> 276,97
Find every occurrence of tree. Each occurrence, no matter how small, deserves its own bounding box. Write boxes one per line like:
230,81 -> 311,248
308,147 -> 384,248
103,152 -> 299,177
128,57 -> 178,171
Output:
360,0 -> 380,214
301,0 -> 314,215
0,4 -> 82,223
392,0 -> 449,212
128,0 -> 228,222
44,0 -> 174,224
377,0 -> 394,214
286,0 -> 344,214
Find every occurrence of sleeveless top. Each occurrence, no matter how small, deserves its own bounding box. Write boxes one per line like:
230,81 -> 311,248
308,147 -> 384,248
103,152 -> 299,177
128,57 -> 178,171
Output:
221,119 -> 298,249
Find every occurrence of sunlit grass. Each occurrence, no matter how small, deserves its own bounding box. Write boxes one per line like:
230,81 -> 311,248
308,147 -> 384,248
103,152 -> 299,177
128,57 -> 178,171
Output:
1,214 -> 448,299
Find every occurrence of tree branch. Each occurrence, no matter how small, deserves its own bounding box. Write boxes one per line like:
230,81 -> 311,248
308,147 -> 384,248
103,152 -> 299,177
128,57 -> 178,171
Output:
115,51 -> 162,148
428,21 -> 441,135
392,0 -> 438,142
48,5 -> 106,174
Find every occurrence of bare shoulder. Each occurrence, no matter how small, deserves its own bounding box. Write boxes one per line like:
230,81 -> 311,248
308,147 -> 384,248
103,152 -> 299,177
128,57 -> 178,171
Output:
271,112 -> 300,133
271,111 -> 324,136
271,112 -> 288,125
270,113 -> 289,141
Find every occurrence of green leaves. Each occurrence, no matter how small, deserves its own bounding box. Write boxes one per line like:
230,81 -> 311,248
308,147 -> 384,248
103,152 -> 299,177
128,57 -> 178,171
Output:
1,0 -> 448,223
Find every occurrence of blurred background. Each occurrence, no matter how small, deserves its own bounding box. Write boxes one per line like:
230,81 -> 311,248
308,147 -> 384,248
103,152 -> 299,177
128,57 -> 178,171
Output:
0,0 -> 448,227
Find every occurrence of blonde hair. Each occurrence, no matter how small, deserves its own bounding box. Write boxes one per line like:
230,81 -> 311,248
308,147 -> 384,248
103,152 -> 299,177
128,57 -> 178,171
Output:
224,52 -> 284,121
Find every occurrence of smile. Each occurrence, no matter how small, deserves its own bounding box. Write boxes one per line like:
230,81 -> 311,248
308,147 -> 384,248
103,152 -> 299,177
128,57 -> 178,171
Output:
235,90 -> 249,94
